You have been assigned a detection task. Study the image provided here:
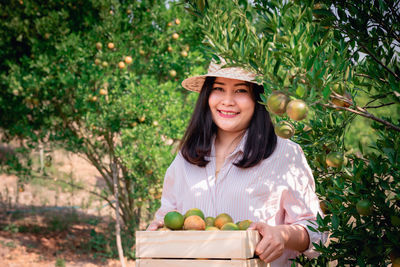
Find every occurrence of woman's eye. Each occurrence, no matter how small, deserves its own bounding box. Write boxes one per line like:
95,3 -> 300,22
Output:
236,89 -> 248,93
212,87 -> 223,91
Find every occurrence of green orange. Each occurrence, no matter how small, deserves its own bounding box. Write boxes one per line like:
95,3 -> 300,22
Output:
214,213 -> 233,229
267,91 -> 289,116
331,83 -> 344,94
356,199 -> 373,216
221,222 -> 239,230
184,208 -> 205,220
326,152 -> 344,168
237,220 -> 252,230
205,216 -> 215,227
274,121 -> 295,139
286,99 -> 308,121
164,211 -> 184,230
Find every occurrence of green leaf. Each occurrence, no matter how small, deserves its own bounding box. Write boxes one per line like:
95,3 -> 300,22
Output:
249,59 -> 258,71
296,84 -> 306,97
312,9 -> 335,19
273,59 -> 281,76
322,84 -> 331,99
331,214 -> 339,230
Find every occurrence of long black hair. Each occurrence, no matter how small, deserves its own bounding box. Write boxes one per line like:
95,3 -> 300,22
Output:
179,76 -> 277,168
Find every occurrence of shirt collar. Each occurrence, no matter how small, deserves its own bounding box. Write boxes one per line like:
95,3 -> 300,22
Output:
231,129 -> 248,155
209,129 -> 248,157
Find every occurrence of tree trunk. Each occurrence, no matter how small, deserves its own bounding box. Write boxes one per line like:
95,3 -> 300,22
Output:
112,163 -> 126,267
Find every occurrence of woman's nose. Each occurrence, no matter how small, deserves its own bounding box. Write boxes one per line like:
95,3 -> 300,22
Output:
221,92 -> 235,105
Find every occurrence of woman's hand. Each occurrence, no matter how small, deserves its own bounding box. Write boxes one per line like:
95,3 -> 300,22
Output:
146,220 -> 164,231
248,222 -> 310,263
248,222 -> 286,263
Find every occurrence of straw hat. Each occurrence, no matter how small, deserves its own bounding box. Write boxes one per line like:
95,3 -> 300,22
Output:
181,57 -> 260,92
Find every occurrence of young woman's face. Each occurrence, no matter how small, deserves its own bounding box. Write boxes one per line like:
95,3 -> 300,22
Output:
208,77 -> 255,135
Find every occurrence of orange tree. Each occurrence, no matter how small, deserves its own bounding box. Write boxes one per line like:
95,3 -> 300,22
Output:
0,0 -> 206,250
186,0 -> 399,265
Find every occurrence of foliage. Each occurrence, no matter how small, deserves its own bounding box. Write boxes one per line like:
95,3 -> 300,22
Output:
0,0 -> 206,237
55,258 -> 66,267
185,0 -> 400,265
87,221 -> 135,259
2,223 -> 20,234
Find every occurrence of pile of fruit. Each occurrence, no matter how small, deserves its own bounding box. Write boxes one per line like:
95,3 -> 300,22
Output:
160,208 -> 252,231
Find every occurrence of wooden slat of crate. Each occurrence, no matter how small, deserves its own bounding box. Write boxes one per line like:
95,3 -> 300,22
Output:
136,230 -> 260,259
136,258 -> 270,267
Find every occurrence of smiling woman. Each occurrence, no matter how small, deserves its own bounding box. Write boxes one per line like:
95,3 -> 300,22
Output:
146,57 -> 327,266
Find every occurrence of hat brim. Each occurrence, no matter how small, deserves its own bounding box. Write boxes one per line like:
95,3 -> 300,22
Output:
181,73 -> 260,92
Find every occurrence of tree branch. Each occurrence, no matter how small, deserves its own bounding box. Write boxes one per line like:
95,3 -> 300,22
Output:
364,102 -> 395,109
355,73 -> 388,84
321,101 -> 400,132
356,41 -> 399,81
32,174 -> 116,210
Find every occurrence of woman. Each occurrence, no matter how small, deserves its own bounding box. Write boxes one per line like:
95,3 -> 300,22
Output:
147,58 -> 326,266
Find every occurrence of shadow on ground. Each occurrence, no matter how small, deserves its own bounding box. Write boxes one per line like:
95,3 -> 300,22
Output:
0,204 -> 135,267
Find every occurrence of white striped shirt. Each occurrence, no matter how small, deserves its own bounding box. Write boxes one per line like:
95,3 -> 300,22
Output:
154,132 -> 327,266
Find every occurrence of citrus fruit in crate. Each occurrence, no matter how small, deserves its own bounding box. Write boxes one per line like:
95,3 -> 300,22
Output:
237,220 -> 252,230
221,222 -> 239,230
184,208 -> 205,220
183,215 -> 206,230
214,213 -> 233,229
164,211 -> 184,230
205,216 -> 215,227
205,226 -> 220,231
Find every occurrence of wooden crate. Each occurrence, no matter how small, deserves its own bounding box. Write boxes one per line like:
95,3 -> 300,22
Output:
136,258 -> 269,267
136,230 -> 260,259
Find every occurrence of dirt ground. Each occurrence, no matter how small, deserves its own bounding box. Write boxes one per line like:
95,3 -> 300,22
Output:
0,147 -> 137,267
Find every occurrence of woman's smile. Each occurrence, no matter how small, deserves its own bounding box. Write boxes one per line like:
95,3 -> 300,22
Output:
218,109 -> 240,118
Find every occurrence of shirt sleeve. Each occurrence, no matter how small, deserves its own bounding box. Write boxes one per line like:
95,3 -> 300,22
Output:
153,153 -> 181,223
282,143 -> 328,258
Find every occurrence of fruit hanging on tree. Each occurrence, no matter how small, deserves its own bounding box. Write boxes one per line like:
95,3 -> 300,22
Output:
274,121 -> 295,139
96,42 -> 102,50
107,42 -> 115,49
172,33 -> 179,40
325,151 -> 344,168
124,56 -> 133,64
267,91 -> 289,116
169,70 -> 177,77
286,99 -> 308,121
356,199 -> 373,216
118,61 -> 126,69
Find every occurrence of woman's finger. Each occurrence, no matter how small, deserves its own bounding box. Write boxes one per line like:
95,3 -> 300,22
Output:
255,234 -> 271,256
261,243 -> 284,263
248,222 -> 264,231
146,224 -> 157,231
146,221 -> 163,231
257,241 -> 271,260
